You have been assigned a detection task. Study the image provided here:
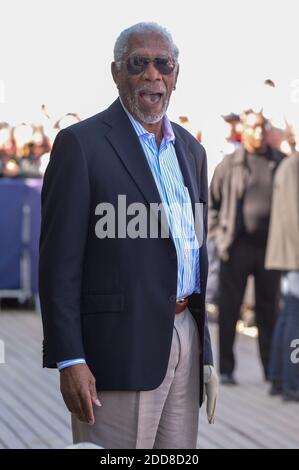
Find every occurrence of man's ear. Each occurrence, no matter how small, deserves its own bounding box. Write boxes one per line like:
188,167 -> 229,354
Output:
111,62 -> 120,87
173,64 -> 180,90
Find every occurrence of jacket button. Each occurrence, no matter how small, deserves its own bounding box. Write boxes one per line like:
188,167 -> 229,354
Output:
169,294 -> 176,302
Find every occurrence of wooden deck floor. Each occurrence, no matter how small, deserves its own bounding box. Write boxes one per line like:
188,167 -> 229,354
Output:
0,310 -> 298,449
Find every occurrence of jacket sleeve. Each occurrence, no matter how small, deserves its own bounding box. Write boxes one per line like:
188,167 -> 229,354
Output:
208,163 -> 223,241
201,148 -> 214,366
39,128 -> 90,367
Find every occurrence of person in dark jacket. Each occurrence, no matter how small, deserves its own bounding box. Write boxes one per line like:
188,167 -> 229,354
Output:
209,111 -> 284,384
39,22 -> 218,449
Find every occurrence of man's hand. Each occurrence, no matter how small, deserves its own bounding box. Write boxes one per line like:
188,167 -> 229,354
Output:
60,363 -> 101,425
203,365 -> 219,424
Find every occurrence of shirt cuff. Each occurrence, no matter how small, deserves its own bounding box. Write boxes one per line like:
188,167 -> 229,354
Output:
57,358 -> 86,371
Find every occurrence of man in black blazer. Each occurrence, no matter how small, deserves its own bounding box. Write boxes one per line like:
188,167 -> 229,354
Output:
39,22 -> 218,449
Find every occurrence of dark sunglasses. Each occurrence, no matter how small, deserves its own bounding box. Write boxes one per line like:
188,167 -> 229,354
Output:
126,55 -> 176,76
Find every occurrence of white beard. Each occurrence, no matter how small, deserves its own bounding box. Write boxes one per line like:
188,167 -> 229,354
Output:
126,90 -> 170,124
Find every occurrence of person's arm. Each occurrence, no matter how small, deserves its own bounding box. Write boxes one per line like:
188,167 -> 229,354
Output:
201,148 -> 219,424
39,128 -> 100,424
197,147 -> 214,366
39,128 -> 89,363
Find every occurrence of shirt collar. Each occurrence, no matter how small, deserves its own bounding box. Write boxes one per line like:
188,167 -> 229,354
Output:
119,97 -> 175,144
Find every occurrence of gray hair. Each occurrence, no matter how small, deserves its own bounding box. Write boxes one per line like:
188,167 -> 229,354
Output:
113,22 -> 179,67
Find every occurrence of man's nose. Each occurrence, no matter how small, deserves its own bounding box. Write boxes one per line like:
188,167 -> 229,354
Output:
142,62 -> 162,81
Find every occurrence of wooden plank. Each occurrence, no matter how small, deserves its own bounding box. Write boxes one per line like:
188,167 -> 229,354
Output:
0,373 -> 71,446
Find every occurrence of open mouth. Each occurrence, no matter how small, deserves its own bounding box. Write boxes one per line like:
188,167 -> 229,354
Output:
139,92 -> 163,105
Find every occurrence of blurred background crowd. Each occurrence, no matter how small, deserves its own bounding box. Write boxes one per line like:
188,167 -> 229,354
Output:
0,108 -> 81,178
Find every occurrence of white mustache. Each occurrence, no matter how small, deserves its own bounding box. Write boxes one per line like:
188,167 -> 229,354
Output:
135,85 -> 166,95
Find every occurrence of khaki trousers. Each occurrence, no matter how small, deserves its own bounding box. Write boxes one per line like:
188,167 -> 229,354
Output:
72,307 -> 200,449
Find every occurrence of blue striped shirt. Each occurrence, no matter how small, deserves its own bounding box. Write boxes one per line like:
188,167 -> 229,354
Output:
58,104 -> 200,371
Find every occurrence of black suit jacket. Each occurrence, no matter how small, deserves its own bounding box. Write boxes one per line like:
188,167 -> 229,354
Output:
39,98 -> 213,404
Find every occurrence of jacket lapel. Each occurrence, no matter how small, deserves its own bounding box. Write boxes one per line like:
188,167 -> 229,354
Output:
174,133 -> 200,214
104,99 -> 162,207
174,130 -> 206,285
